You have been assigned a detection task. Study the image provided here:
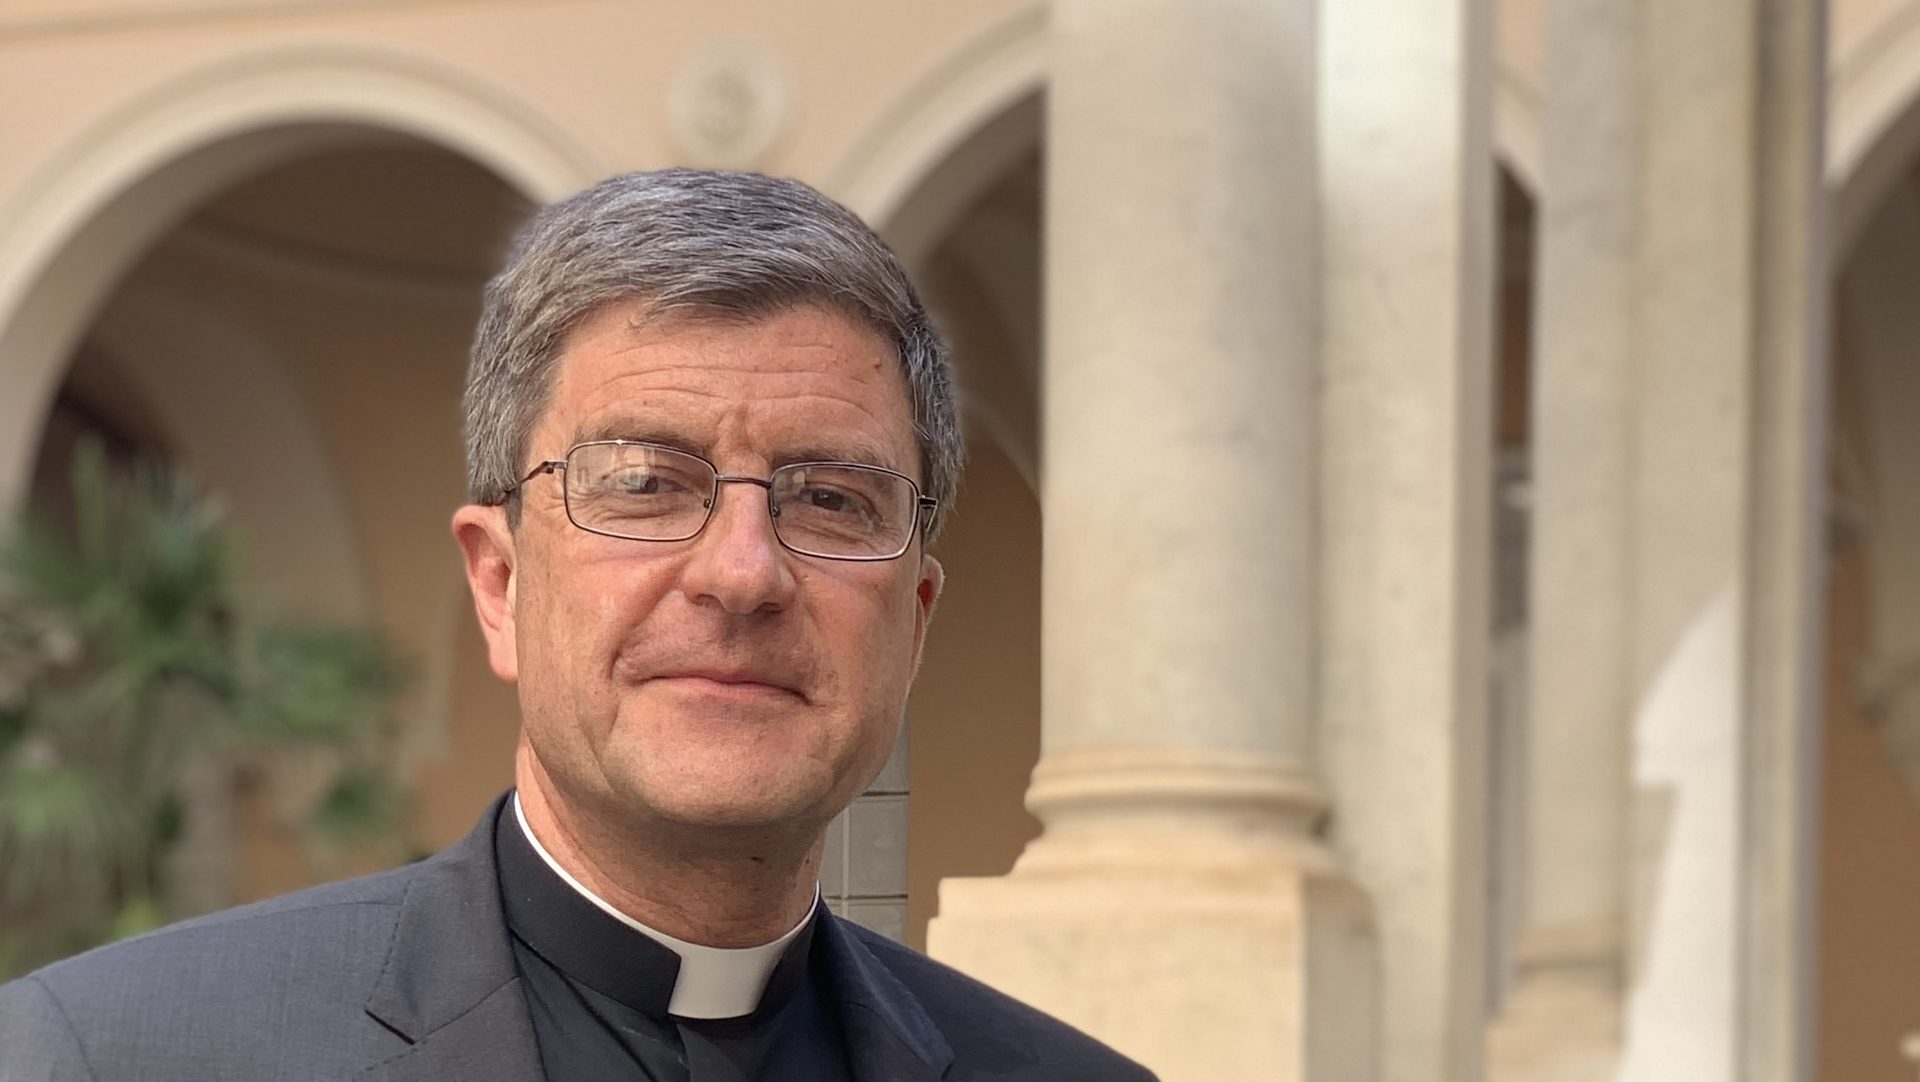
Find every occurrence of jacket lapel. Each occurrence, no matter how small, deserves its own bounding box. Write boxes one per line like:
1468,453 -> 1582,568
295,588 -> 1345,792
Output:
815,914 -> 953,1082
356,796 -> 541,1082
839,1006 -> 952,1082
358,982 -> 542,1082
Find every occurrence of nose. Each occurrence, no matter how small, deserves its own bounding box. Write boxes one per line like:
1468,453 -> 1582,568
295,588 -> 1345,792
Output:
678,477 -> 798,616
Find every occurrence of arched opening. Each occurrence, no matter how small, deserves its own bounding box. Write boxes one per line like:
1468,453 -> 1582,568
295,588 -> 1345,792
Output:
902,135 -> 1044,952
0,47 -> 601,517
1831,0 -> 1920,267
825,83 -> 1045,946
0,49 -> 605,923
802,0 -> 1048,947
108,143 -> 538,903
0,104 -> 589,923
1823,122 -> 1920,1082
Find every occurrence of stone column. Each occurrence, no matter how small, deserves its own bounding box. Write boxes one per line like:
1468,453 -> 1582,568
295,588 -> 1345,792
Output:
927,1 -> 1376,1079
1738,3 -> 1827,1076
1616,2 -> 1825,1081
1316,0 -> 1495,1080
1491,1 -> 1826,1079
1485,0 -> 1636,1078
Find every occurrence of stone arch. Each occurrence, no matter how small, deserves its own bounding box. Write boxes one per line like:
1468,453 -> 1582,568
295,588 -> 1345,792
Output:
824,4 -> 1051,490
0,43 -> 606,515
826,0 -> 1545,228
1831,0 -> 1920,261
0,49 -> 605,885
823,1 -> 1046,273
1827,2 -> 1920,789
1822,102 -> 1920,1076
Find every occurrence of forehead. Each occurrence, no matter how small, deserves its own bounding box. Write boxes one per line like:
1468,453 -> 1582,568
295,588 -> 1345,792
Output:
540,302 -> 917,469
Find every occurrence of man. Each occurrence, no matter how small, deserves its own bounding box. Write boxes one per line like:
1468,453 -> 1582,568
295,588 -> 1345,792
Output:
0,170 -> 1154,1081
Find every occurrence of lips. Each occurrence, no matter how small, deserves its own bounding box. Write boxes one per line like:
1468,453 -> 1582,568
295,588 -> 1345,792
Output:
610,637 -> 816,702
648,667 -> 808,702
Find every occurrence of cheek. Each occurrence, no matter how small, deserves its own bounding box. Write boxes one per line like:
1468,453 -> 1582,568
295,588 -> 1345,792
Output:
515,548 -> 645,709
840,581 -> 929,703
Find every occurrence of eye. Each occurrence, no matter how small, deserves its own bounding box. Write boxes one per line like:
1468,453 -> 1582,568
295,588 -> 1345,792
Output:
802,487 -> 853,513
599,466 -> 700,498
791,482 -> 883,520
615,471 -> 667,495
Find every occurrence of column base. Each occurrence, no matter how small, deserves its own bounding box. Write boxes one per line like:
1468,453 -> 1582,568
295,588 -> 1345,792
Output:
1485,969 -> 1623,1082
927,830 -> 1376,1082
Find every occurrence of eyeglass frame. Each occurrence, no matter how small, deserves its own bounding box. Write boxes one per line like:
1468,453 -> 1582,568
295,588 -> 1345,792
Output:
490,438 -> 939,562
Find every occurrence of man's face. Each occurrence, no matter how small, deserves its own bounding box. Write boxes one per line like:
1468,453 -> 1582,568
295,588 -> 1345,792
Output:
456,303 -> 943,837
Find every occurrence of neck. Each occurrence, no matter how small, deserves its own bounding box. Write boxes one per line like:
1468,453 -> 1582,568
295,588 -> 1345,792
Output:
513,744 -> 824,947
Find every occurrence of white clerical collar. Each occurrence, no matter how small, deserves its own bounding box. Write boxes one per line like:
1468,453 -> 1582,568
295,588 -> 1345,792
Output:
512,793 -> 812,1019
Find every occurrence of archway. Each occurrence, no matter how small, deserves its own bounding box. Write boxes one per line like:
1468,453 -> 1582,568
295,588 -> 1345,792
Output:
1831,1 -> 1920,263
0,45 -> 603,516
1823,142 -> 1920,1082
1822,17 -> 1920,1070
0,47 -> 603,912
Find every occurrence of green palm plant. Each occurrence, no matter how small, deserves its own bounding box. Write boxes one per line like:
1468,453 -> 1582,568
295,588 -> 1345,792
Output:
0,441 -> 410,975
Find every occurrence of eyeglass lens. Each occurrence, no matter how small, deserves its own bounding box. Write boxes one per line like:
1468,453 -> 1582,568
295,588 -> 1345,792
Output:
562,442 -> 918,559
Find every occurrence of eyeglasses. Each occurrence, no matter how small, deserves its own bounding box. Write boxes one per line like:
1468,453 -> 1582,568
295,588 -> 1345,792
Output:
496,440 -> 937,562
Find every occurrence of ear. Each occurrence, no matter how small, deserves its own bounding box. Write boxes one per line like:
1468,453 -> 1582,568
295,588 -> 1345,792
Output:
452,503 -> 519,682
909,554 -> 945,665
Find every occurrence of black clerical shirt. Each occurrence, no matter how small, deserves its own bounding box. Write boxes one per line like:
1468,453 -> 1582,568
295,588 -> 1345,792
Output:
494,803 -> 853,1082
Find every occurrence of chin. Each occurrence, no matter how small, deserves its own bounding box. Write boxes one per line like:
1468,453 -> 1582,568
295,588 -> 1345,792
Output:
645,795 -> 841,841
634,769 -> 848,832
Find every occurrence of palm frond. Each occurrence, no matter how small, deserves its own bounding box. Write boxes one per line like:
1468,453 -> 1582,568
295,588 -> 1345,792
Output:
0,748 -> 143,901
233,624 -> 408,744
0,438 -> 415,973
308,763 -> 410,848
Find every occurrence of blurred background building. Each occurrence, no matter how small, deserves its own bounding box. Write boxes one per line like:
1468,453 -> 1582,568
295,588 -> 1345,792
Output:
0,0 -> 1911,1080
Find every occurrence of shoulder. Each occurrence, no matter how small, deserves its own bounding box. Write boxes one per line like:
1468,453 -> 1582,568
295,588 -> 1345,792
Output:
837,921 -> 1159,1081
0,859 -> 428,1080
0,974 -> 93,1081
31,856 -> 419,991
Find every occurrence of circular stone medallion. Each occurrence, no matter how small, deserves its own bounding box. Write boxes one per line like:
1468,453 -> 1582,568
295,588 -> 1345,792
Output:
667,38 -> 792,170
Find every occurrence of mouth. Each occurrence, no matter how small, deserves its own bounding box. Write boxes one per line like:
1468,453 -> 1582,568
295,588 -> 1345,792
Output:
650,670 -> 807,703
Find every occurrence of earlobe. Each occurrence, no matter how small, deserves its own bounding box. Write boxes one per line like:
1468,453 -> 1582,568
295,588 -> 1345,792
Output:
914,555 -> 945,638
452,504 -> 520,682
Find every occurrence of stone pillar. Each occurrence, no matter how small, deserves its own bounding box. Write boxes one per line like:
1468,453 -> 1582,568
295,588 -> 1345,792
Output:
1485,0 -> 1636,1078
927,1 -> 1377,1079
1488,1 -> 1826,1080
1613,3 -> 1825,1081
1737,3 -> 1826,1078
1316,0 -> 1495,1080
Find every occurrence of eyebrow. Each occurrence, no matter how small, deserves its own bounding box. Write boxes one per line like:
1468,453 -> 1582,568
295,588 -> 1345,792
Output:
568,417 -> 907,473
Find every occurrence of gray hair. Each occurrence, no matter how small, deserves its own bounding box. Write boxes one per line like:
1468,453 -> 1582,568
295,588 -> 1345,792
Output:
463,168 -> 962,537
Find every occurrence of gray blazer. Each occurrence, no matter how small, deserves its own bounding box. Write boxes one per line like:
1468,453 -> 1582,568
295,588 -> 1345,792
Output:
0,796 -> 1153,1081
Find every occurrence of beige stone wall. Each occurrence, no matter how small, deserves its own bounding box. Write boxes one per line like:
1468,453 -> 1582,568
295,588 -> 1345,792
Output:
0,0 -> 1030,182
